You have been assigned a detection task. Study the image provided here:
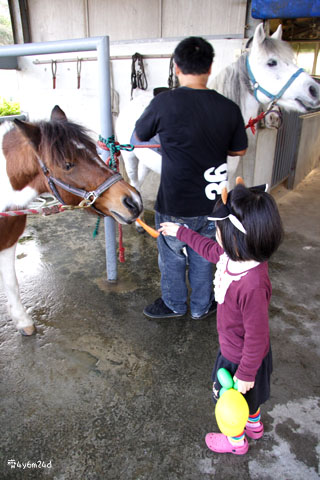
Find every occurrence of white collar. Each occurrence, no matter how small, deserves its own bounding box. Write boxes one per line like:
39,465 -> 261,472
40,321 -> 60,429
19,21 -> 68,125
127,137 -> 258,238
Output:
214,253 -> 260,304
227,258 -> 260,275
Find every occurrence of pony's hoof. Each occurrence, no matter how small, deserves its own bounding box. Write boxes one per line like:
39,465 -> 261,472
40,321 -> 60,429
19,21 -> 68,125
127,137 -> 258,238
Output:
19,325 -> 36,336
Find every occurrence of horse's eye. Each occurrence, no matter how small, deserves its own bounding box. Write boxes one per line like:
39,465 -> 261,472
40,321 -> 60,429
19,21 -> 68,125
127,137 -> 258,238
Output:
65,162 -> 75,171
267,59 -> 277,67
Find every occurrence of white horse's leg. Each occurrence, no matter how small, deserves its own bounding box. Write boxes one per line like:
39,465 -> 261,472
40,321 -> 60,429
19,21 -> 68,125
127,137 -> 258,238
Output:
121,150 -> 146,232
134,149 -> 162,231
137,162 -> 152,188
121,150 -> 140,192
138,148 -> 162,175
0,244 -> 35,335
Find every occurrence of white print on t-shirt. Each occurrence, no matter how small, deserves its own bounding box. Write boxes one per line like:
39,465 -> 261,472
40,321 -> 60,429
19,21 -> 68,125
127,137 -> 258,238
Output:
204,163 -> 228,200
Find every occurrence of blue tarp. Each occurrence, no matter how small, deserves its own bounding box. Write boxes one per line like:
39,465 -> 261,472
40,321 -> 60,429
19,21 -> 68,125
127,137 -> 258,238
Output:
251,0 -> 320,19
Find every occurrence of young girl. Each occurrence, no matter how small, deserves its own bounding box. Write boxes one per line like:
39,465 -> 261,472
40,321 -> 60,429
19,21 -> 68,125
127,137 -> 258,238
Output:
159,181 -> 283,455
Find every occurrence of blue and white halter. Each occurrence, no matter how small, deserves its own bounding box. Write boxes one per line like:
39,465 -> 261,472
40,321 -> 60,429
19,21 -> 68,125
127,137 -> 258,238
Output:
246,55 -> 304,104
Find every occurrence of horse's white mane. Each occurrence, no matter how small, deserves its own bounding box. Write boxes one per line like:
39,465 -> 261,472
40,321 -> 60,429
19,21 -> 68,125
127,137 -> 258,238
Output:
210,55 -> 250,111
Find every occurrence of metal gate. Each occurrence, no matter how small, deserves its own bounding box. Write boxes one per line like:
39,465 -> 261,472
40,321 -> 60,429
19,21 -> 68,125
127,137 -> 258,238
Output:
271,110 -> 303,189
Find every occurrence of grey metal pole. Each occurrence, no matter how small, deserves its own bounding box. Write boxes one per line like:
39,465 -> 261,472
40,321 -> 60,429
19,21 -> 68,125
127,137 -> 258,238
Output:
0,37 -> 105,56
97,37 -> 118,282
0,37 -> 118,281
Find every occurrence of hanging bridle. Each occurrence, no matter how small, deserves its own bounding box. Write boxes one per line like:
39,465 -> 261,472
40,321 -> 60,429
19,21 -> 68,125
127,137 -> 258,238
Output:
36,154 -> 123,216
131,52 -> 148,99
246,55 -> 304,104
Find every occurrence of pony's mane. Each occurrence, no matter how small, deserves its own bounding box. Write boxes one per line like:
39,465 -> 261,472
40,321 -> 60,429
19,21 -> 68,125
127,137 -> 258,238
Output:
38,120 -> 98,166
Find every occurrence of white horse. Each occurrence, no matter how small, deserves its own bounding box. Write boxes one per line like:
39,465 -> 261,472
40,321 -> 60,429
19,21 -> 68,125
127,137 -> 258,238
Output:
116,23 -> 320,212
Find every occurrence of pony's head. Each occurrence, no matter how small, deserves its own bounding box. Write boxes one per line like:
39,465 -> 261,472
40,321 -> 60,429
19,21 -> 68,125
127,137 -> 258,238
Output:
11,106 -> 143,224
248,23 -> 320,111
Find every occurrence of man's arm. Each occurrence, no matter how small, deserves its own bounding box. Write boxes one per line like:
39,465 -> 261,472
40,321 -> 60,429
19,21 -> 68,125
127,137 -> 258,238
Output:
227,148 -> 247,156
135,98 -> 159,142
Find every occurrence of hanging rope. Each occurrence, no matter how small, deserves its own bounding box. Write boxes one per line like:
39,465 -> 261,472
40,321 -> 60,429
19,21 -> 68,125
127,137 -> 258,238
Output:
245,103 -> 283,134
131,52 -> 148,99
245,111 -> 266,134
98,135 -> 130,262
0,202 -> 92,218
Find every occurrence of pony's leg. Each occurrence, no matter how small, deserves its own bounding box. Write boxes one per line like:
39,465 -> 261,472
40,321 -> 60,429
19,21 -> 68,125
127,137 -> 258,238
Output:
0,244 -> 35,335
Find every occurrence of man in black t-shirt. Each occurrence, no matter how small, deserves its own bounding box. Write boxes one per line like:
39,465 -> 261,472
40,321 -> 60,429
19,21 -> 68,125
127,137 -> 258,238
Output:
135,36 -> 248,320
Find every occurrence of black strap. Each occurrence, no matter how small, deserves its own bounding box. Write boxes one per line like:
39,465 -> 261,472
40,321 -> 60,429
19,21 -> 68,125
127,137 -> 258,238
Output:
48,173 -> 123,203
131,52 -> 148,98
168,55 -> 179,89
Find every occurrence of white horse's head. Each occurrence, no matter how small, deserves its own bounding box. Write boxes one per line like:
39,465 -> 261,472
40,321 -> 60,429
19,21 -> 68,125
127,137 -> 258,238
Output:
248,23 -> 320,112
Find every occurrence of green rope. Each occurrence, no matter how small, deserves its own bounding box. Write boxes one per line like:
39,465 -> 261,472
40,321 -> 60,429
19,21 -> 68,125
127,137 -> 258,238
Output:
93,216 -> 101,238
99,134 -> 134,171
93,136 -> 134,239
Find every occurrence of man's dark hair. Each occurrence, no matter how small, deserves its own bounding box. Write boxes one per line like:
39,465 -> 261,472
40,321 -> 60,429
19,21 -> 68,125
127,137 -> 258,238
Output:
215,184 -> 284,262
173,37 -> 214,75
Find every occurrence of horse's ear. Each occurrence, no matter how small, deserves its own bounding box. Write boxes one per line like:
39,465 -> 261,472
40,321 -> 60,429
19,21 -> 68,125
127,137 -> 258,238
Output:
236,176 -> 245,186
253,23 -> 266,46
51,105 -> 67,121
271,24 -> 282,40
221,187 -> 228,205
14,119 -> 41,150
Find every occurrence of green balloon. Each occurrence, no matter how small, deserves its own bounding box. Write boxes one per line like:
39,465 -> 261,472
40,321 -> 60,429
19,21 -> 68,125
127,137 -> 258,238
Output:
217,368 -> 234,389
219,387 -> 228,397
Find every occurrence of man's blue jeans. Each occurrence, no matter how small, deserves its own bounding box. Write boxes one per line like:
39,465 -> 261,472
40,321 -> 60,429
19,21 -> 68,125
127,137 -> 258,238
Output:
155,211 -> 216,317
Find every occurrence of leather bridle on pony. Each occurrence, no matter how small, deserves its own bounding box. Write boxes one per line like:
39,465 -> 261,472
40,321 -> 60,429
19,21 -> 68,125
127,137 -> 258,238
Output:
246,55 -> 304,104
36,154 -> 123,216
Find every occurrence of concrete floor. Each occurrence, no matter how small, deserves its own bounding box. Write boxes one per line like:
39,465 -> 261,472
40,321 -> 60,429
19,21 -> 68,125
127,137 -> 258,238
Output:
0,168 -> 319,480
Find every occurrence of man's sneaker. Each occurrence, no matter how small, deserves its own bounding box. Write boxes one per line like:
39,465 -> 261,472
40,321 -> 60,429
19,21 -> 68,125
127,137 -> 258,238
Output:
191,301 -> 217,320
143,298 -> 186,319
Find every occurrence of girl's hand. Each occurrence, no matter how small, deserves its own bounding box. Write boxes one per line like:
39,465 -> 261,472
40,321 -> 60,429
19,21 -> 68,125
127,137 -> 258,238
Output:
158,222 -> 180,237
233,376 -> 254,394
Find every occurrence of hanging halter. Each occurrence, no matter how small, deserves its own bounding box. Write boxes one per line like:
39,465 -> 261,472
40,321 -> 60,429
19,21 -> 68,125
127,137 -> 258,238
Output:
131,52 -> 148,99
246,55 -> 304,104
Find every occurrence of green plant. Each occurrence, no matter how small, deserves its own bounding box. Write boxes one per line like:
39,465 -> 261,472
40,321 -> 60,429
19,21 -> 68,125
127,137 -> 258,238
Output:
0,97 -> 21,116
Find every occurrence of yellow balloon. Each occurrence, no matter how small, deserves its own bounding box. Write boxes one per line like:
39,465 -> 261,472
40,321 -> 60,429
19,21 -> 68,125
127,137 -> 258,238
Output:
215,388 -> 249,437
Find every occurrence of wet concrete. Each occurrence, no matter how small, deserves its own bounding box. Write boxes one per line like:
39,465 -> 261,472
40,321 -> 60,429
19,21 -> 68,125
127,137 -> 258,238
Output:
0,169 -> 320,480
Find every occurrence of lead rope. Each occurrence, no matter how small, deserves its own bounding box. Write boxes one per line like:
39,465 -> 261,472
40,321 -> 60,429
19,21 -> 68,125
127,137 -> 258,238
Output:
245,102 -> 282,134
97,135 -> 127,262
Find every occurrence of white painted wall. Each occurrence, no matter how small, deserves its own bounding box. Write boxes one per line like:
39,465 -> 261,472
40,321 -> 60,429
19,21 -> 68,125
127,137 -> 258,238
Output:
7,37 -> 243,126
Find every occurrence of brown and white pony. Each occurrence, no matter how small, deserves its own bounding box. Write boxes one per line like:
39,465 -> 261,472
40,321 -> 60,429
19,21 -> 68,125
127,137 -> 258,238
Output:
0,106 -> 143,335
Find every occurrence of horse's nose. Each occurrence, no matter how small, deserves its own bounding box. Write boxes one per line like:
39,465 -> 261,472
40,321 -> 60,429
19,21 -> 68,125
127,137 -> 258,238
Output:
122,195 -> 142,218
309,84 -> 319,99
